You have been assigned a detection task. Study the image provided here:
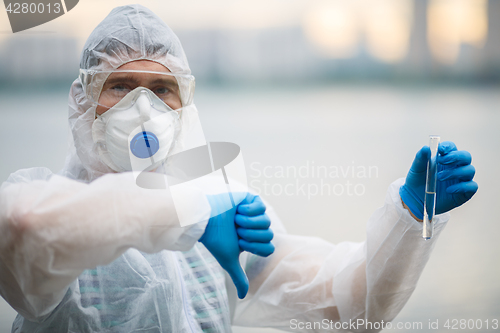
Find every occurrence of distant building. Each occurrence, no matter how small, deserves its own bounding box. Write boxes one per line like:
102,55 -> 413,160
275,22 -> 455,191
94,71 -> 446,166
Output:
0,0 -> 498,84
0,36 -> 79,84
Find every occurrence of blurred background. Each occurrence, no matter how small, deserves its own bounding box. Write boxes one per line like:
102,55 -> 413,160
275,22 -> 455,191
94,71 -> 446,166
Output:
0,0 -> 499,332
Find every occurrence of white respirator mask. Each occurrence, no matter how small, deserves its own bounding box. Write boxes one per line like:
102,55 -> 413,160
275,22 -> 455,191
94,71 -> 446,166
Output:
92,87 -> 180,173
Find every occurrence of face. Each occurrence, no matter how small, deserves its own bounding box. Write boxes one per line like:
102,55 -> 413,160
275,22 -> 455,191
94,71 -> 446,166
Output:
96,60 -> 182,115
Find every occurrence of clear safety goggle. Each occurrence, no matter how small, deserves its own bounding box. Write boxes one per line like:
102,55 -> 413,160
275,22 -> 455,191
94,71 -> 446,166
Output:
79,69 -> 195,111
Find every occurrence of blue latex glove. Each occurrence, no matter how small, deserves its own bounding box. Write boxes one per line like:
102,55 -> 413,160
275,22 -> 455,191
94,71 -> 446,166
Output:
235,194 -> 275,257
400,141 -> 478,220
199,193 -> 249,299
199,193 -> 275,298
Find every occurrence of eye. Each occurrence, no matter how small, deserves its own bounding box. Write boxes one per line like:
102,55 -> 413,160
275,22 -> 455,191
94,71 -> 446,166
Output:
111,84 -> 130,92
154,86 -> 169,95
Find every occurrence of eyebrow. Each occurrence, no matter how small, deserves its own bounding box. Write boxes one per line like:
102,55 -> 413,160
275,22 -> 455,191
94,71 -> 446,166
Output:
150,78 -> 179,90
104,74 -> 140,86
103,75 -> 179,89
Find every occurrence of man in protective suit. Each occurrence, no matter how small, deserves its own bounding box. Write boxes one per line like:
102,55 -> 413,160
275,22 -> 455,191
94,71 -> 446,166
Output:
0,4 -> 477,333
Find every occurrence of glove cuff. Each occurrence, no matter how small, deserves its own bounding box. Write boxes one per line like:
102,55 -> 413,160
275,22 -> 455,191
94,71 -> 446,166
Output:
399,185 -> 424,220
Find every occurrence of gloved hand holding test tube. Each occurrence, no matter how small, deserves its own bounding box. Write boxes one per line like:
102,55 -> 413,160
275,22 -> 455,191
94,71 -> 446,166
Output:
423,136 -> 440,239
400,136 -> 477,239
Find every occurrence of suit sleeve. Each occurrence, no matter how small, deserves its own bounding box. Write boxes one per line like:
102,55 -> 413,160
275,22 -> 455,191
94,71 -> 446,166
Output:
0,168 -> 209,321
232,178 -> 448,332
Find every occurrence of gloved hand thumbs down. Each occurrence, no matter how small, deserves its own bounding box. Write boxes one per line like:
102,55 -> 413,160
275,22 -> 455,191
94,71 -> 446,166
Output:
199,193 -> 249,299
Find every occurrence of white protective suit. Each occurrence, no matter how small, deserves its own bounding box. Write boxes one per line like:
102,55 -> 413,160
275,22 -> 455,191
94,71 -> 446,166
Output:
0,4 -> 449,333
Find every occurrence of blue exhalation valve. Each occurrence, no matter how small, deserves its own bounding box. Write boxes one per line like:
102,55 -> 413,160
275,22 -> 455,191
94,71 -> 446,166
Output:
130,131 -> 160,159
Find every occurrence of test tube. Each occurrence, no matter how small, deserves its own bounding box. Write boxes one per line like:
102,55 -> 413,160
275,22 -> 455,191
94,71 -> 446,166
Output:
423,135 -> 440,240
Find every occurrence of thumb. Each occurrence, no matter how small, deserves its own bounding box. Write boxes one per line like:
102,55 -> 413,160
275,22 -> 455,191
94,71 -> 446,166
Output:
225,259 -> 249,299
409,146 -> 431,174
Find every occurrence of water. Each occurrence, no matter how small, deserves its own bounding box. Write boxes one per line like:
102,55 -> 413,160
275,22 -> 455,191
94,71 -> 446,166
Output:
0,83 -> 499,333
423,191 -> 436,240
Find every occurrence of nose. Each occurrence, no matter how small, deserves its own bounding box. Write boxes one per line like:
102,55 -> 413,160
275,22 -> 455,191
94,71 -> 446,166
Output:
136,89 -> 152,121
